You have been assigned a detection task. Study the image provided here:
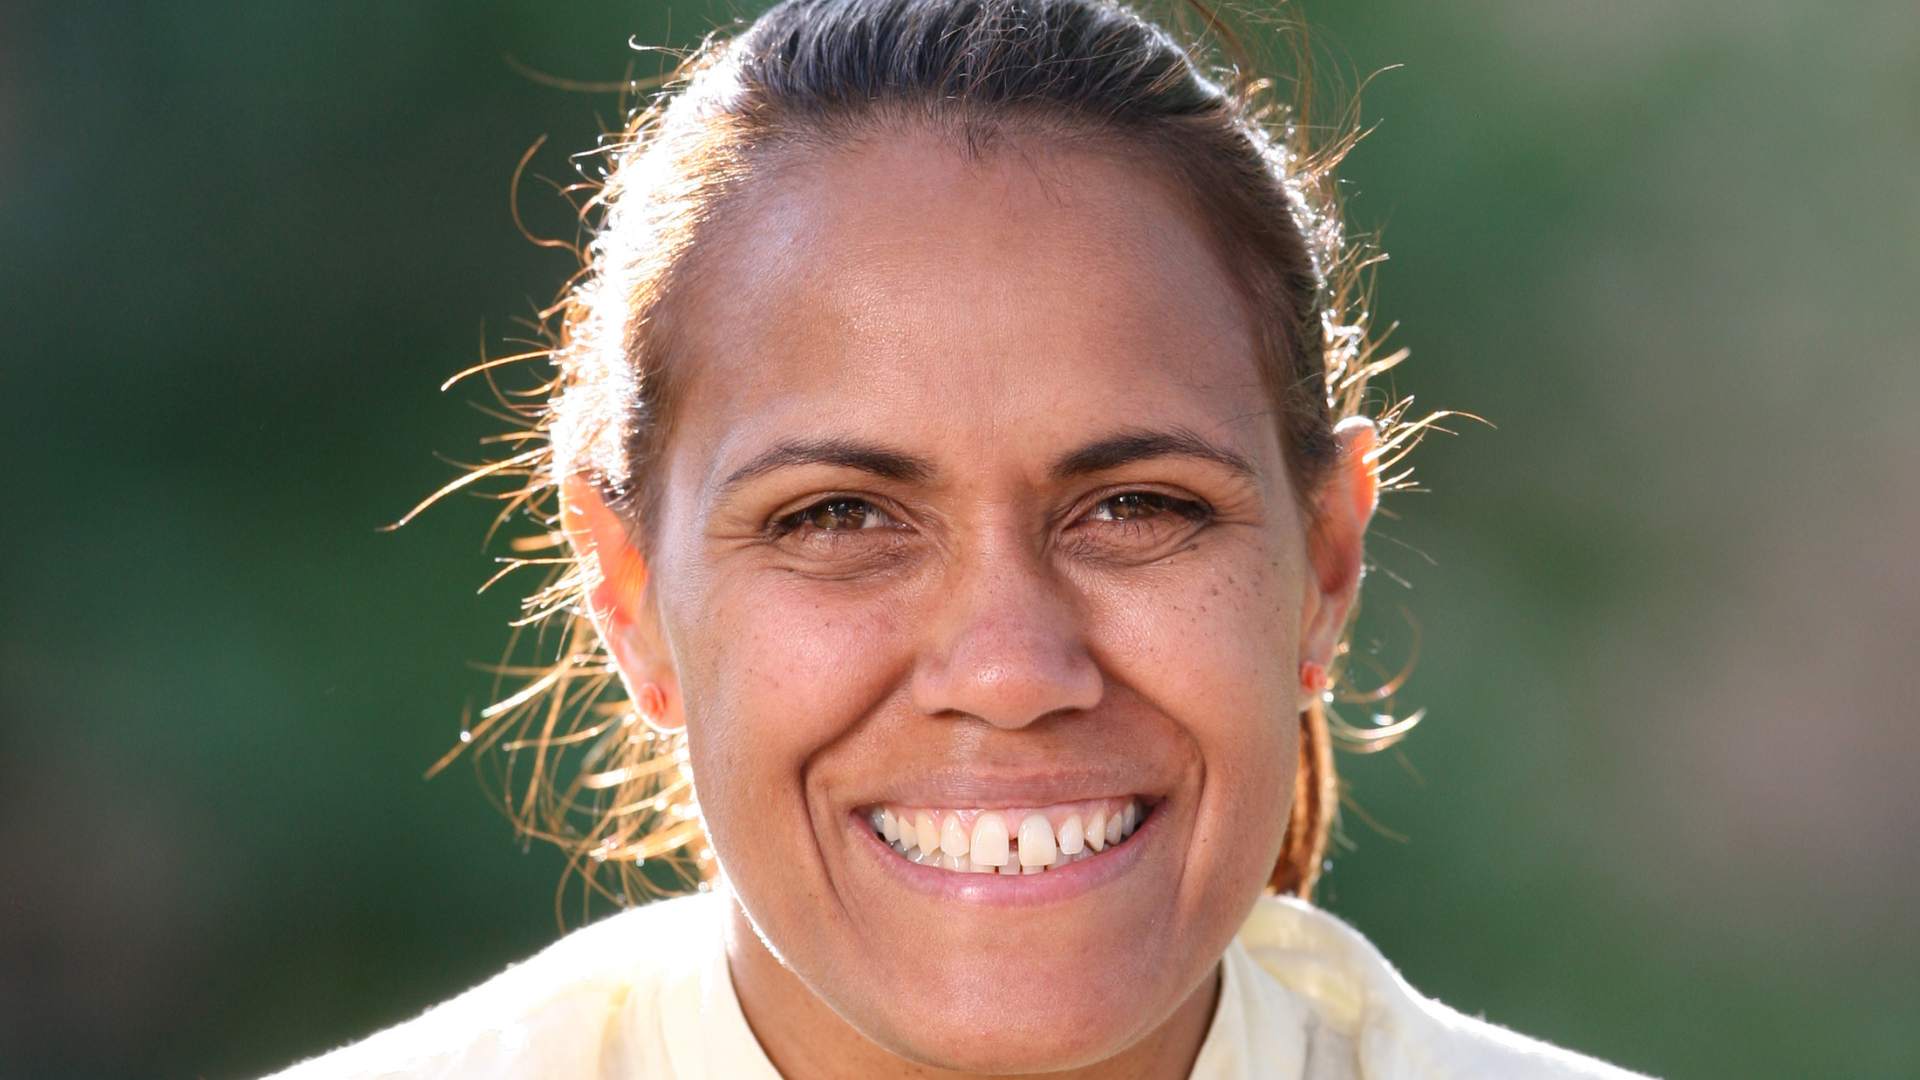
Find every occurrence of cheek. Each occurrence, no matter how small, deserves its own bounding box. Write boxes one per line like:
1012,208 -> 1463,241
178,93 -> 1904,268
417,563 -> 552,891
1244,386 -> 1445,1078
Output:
1084,546 -> 1301,829
672,574 -> 912,848
1095,552 -> 1297,722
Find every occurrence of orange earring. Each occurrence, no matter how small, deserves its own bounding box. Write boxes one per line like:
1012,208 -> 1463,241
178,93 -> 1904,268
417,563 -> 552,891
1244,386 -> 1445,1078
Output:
1299,661 -> 1328,699
636,682 -> 668,725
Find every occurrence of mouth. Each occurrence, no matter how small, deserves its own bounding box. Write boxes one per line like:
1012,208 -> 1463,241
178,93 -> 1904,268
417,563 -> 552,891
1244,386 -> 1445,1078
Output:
862,797 -> 1148,874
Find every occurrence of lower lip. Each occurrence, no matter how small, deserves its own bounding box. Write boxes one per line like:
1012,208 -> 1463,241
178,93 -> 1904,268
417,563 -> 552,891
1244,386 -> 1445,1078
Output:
850,804 -> 1161,907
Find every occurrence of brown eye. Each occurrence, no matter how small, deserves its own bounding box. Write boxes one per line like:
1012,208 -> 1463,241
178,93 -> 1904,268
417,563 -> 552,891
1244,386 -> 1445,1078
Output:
1088,492 -> 1199,522
789,497 -> 894,532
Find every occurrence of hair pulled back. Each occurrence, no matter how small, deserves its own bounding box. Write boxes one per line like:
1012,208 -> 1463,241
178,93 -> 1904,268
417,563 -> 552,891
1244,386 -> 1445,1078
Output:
418,0 -> 1434,915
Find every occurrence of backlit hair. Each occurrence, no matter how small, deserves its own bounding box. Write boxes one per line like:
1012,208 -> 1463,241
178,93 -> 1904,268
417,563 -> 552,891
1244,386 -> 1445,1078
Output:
404,0 -> 1440,917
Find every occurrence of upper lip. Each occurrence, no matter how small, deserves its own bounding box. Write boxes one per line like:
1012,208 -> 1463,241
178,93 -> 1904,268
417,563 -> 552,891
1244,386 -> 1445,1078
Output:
847,774 -> 1164,810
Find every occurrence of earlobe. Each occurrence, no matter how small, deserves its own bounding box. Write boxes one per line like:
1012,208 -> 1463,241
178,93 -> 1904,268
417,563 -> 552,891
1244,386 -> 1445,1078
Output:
559,477 -> 688,731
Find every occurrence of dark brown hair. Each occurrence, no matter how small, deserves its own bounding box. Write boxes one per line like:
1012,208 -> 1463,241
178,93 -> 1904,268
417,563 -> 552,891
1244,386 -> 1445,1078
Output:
412,0 -> 1436,914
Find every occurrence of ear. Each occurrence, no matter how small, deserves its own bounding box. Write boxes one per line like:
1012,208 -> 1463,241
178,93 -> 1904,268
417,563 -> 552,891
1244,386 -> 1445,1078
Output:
559,476 -> 685,730
1297,417 -> 1379,710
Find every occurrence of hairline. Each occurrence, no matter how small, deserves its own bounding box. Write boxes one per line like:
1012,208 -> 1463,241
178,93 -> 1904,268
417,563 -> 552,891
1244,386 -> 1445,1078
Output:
610,108 -> 1309,549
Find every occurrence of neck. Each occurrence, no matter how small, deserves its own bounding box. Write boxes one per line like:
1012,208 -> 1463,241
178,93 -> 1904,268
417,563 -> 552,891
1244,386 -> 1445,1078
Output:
724,897 -> 1220,1080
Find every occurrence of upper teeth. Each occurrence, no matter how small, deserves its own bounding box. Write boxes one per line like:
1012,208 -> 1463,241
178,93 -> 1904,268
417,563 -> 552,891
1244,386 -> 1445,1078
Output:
866,799 -> 1145,874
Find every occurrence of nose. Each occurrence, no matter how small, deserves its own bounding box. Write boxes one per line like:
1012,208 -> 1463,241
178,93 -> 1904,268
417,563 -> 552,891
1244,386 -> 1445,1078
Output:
908,530 -> 1104,729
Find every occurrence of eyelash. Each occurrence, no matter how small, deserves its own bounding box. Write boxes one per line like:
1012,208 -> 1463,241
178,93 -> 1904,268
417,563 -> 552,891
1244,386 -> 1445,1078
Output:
772,497 -> 899,536
771,490 -> 1211,538
1083,491 -> 1211,524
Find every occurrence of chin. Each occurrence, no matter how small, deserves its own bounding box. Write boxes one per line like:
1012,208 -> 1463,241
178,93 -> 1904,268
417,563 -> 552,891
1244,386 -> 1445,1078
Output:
736,794 -> 1233,1072
850,948 -> 1179,1075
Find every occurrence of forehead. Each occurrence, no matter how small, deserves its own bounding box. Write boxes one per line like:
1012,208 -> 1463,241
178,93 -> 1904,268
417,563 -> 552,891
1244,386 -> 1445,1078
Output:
663,132 -> 1275,491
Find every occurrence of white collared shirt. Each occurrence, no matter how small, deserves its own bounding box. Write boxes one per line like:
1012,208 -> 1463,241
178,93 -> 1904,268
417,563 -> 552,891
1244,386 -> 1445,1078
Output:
266,892 -> 1650,1080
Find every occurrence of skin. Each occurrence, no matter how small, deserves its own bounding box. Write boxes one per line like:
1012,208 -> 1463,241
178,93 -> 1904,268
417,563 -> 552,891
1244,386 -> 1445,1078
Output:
563,132 -> 1377,1080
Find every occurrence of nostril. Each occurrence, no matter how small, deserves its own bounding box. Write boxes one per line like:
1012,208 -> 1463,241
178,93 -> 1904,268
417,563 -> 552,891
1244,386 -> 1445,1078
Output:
909,635 -> 1103,728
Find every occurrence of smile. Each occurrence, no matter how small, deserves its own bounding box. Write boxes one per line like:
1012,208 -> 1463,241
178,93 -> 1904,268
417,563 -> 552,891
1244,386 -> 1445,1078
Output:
864,798 -> 1147,874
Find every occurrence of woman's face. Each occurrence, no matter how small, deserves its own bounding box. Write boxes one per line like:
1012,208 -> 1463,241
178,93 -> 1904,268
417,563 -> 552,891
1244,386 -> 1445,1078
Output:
615,134 -> 1352,1074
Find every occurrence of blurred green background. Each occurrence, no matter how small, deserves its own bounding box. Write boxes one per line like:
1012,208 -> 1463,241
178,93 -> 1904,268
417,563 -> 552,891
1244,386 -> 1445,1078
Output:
1,1 -> 1914,1077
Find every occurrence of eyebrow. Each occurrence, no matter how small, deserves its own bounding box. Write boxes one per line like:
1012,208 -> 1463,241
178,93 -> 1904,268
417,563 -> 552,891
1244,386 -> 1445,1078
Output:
719,437 -> 937,491
1049,428 -> 1258,481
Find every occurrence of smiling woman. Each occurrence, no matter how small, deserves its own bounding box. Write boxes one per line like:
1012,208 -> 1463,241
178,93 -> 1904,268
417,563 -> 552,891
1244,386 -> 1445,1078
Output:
267,0 -> 1648,1077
